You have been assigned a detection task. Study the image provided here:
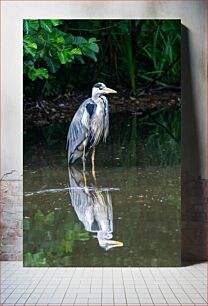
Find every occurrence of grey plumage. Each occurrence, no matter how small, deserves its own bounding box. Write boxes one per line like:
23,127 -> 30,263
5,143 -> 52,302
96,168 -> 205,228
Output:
67,83 -> 116,164
68,166 -> 123,250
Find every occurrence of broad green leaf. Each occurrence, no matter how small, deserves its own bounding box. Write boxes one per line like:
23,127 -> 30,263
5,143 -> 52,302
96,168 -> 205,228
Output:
45,58 -> 61,73
23,20 -> 29,34
45,212 -> 54,224
88,37 -> 97,43
24,35 -> 37,49
30,43 -> 37,49
57,37 -> 65,44
36,68 -> 49,79
51,19 -> 62,26
58,50 -> 68,64
40,48 -> 47,58
65,241 -> 73,253
82,47 -> 97,62
40,20 -> 53,33
70,48 -> 82,56
29,20 -> 39,31
76,55 -> 85,64
66,230 -> 74,240
64,34 -> 75,44
28,68 -> 48,81
23,36 -> 32,44
34,210 -> 44,222
24,46 -> 37,57
88,42 -> 99,53
37,34 -> 45,44
77,232 -> 89,241
23,35 -> 34,44
50,28 -> 65,42
24,252 -> 33,265
73,36 -> 87,46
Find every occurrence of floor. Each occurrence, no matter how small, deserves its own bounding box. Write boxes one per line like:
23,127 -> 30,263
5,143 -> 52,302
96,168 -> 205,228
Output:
0,261 -> 207,305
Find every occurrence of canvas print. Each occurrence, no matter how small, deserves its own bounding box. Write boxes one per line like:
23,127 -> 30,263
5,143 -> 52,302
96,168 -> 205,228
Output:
23,19 -> 181,267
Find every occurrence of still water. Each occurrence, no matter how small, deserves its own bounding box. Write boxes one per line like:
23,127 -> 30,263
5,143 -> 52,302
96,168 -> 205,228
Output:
24,109 -> 181,267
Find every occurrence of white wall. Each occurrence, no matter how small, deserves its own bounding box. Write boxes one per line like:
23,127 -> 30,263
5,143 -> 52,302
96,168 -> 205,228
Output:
1,1 -> 207,180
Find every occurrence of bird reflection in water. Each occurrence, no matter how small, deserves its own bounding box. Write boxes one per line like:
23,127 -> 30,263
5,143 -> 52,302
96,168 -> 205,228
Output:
68,166 -> 123,251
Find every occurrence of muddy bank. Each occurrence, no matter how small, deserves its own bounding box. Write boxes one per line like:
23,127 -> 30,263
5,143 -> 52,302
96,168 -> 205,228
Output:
24,90 -> 181,127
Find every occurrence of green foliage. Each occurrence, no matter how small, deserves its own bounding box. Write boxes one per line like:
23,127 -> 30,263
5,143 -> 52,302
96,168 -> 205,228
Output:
28,68 -> 48,81
139,108 -> 181,166
112,21 -> 136,94
23,207 -> 89,266
23,19 -> 181,98
139,20 -> 181,85
23,19 -> 99,84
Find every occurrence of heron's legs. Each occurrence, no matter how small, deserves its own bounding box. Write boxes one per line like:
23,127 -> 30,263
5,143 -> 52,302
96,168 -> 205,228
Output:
92,147 -> 95,169
92,147 -> 97,183
83,169 -> 87,189
82,143 -> 86,172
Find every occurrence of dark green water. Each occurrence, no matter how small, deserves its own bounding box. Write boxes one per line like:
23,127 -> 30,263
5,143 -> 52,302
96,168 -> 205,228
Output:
23,109 -> 181,267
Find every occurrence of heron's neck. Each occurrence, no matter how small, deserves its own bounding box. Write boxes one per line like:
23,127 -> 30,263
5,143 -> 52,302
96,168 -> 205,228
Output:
92,94 -> 104,103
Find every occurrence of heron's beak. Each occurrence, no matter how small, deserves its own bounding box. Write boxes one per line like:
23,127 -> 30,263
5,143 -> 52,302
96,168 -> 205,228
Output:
103,240 -> 123,251
104,87 -> 117,94
107,240 -> 123,246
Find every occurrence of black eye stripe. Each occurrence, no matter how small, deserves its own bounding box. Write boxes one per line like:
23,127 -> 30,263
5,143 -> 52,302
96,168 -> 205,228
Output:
94,82 -> 104,89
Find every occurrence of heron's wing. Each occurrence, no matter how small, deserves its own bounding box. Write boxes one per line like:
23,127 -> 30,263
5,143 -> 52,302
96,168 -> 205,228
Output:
68,166 -> 95,232
67,98 -> 95,162
102,96 -> 109,142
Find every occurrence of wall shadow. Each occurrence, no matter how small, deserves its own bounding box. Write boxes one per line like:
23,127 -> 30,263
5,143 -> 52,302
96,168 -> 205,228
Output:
181,25 -> 208,265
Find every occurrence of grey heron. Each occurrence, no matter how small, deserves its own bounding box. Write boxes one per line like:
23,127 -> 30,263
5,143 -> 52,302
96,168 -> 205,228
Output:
67,83 -> 117,173
68,166 -> 123,251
